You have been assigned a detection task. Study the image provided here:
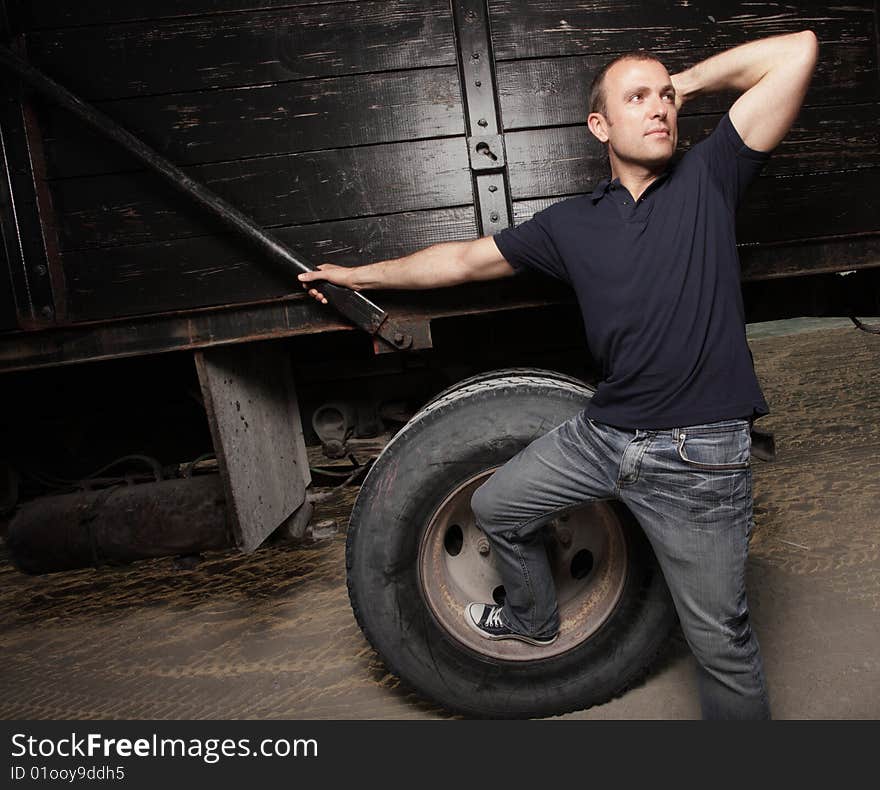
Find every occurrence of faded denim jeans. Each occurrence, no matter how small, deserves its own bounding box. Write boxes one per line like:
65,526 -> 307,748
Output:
470,411 -> 771,720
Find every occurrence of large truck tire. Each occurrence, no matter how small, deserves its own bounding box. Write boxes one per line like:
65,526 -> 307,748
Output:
346,371 -> 676,718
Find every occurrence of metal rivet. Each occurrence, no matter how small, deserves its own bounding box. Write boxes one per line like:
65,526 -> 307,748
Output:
34,264 -> 47,276
477,538 -> 490,556
393,332 -> 404,345
489,212 -> 499,222
474,80 -> 482,87
488,185 -> 497,193
40,305 -> 53,318
477,118 -> 488,127
472,52 -> 480,59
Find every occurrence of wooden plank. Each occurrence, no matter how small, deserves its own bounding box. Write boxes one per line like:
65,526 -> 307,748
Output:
504,108 -> 880,200
511,167 -> 880,247
0,297 -> 352,374
740,235 -> 880,281
24,0 -> 457,100
38,67 -> 464,179
496,43 -> 879,130
62,207 -> 478,321
0,275 -> 569,373
513,188 -> 880,281
16,1 -> 358,30
1,258 -> 877,374
489,0 -> 875,60
194,340 -> 310,552
738,170 -> 880,245
52,137 -> 472,250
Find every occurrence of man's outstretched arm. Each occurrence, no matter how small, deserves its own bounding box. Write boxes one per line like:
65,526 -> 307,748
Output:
297,236 -> 515,303
671,30 -> 819,152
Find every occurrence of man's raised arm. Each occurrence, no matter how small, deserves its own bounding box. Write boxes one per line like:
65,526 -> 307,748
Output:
298,236 -> 515,304
671,30 -> 819,152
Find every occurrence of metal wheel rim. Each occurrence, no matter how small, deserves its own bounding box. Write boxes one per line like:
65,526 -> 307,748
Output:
418,468 -> 629,662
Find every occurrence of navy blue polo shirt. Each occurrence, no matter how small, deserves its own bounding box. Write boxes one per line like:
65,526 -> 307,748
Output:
494,113 -> 770,430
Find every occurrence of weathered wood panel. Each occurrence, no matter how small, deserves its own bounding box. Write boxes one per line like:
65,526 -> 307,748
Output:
62,207 -> 478,321
505,108 -> 880,199
38,67 -> 464,179
738,170 -> 880,245
0,298 -> 352,374
24,0 -> 457,100
195,340 -> 310,553
15,1 -> 359,30
52,137 -> 472,250
489,0 -> 875,60
496,44 -> 879,130
740,236 -> 880,281
2,0 -> 878,358
512,167 -> 880,246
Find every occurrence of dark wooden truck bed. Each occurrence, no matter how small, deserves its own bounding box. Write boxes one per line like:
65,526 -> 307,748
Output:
1,0 -> 878,372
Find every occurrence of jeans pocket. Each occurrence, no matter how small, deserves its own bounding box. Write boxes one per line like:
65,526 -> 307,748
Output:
676,425 -> 750,471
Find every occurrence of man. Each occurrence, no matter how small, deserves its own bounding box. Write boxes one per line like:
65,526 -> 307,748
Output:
299,31 -> 819,719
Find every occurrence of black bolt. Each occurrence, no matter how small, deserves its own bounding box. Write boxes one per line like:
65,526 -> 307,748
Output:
488,185 -> 498,192
34,264 -> 47,276
474,80 -> 482,87
40,305 -> 53,318
490,212 -> 499,222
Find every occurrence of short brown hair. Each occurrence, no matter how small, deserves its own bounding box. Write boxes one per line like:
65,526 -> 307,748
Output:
589,51 -> 664,116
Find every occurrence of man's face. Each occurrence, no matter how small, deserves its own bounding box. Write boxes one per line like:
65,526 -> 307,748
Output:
588,58 -> 678,169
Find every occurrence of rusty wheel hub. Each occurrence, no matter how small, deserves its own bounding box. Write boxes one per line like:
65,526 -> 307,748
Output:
418,469 -> 628,661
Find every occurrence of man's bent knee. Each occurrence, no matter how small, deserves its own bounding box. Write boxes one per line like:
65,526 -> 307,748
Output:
470,480 -> 500,531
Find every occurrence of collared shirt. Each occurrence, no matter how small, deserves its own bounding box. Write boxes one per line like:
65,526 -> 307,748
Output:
493,113 -> 770,430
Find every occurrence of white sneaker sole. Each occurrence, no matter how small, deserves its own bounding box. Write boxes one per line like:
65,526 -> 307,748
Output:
465,604 -> 559,647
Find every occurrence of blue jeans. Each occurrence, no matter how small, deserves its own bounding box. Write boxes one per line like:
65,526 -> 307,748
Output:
470,411 -> 771,720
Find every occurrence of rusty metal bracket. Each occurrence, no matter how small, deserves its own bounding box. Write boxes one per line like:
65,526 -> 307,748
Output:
0,46 -> 412,353
467,134 -> 506,172
451,0 -> 512,236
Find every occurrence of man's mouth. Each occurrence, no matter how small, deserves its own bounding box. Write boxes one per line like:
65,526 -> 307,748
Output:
646,128 -> 670,137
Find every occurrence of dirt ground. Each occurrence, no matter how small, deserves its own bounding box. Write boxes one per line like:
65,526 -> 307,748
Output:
1,320 -> 878,719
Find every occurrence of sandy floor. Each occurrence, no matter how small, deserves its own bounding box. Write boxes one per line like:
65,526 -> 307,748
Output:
1,320 -> 878,719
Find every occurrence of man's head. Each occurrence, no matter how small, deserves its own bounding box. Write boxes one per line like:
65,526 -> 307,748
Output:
587,53 -> 678,171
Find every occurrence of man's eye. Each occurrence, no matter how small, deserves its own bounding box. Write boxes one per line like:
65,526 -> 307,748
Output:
630,94 -> 642,101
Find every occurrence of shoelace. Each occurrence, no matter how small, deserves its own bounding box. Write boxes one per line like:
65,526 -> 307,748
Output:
485,606 -> 505,628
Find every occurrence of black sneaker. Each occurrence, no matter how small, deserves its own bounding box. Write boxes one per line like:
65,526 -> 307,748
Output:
465,603 -> 558,646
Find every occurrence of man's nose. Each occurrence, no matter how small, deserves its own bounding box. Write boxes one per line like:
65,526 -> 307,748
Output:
649,99 -> 668,119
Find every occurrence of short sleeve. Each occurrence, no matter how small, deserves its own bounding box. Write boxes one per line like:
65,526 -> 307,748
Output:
492,205 -> 570,283
691,113 -> 771,209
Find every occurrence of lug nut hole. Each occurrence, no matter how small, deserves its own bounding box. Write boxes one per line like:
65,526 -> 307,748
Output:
571,549 -> 594,580
444,524 -> 464,556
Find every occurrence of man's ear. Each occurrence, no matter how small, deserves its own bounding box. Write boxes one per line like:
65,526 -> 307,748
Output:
587,112 -> 610,143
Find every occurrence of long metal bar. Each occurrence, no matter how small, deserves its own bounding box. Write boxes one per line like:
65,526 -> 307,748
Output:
451,0 -> 511,236
0,46 -> 412,351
